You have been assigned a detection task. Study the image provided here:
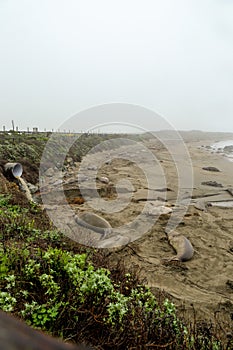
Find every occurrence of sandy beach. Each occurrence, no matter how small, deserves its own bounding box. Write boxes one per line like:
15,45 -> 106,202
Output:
101,132 -> 233,328
58,131 -> 233,328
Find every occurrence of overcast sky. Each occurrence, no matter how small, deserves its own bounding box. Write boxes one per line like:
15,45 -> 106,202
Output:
0,0 -> 233,132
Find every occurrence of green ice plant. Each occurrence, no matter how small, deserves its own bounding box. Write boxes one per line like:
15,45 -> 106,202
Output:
4,274 -> 16,289
24,259 -> 41,278
0,292 -> 17,312
0,246 -> 9,278
106,292 -> 129,327
0,244 -> 187,339
21,300 -> 65,328
39,274 -> 60,297
0,194 -> 11,207
130,286 -> 157,312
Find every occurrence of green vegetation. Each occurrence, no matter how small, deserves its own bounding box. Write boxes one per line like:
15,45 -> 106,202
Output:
0,193 -> 231,349
0,133 -> 46,163
0,131 -> 139,165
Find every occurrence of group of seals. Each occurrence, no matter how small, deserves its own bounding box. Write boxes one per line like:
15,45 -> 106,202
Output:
75,212 -> 194,262
75,212 -> 194,261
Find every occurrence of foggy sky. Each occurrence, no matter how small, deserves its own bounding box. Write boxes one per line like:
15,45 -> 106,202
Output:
0,0 -> 233,132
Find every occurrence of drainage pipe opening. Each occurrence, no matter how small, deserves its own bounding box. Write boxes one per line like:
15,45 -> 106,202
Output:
4,163 -> 23,178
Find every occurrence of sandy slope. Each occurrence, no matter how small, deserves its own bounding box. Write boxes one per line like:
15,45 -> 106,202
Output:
85,133 -> 233,328
3,131 -> 233,328
48,132 -> 233,327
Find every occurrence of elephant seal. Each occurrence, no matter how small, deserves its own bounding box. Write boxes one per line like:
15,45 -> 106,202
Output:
167,231 -> 194,261
75,212 -> 112,238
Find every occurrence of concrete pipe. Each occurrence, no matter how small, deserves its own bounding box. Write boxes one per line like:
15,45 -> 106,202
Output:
4,162 -> 33,202
4,163 -> 23,178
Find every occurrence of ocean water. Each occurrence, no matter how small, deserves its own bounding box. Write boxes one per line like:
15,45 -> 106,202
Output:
209,139 -> 233,208
210,140 -> 233,162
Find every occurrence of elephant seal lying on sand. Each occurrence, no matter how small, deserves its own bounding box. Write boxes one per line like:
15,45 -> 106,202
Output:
167,231 -> 194,261
75,212 -> 112,238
